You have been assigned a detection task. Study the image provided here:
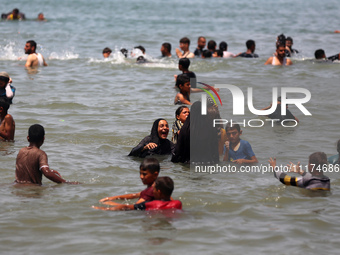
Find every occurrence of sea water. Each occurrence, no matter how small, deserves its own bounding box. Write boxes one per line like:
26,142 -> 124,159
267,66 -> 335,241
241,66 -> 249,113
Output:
1,0 -> 340,254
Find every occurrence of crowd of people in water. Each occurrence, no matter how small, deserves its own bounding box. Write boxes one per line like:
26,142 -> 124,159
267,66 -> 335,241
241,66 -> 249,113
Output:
1,8 -> 46,21
1,14 -> 339,212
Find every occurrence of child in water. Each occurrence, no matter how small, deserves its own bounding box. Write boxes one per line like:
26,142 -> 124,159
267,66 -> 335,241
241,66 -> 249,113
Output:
223,123 -> 258,164
0,98 -> 15,141
174,74 -> 191,105
93,176 -> 182,211
99,158 -> 160,205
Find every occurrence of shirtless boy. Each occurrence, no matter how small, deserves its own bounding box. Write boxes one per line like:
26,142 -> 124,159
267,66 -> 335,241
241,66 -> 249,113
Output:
15,124 -> 77,185
24,40 -> 48,67
0,98 -> 15,141
176,37 -> 195,59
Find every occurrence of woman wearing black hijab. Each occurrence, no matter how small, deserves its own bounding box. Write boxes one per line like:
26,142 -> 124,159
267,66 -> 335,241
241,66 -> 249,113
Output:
128,118 -> 174,158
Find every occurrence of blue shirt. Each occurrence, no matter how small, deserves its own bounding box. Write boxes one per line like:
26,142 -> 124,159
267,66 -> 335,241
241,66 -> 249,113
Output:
224,139 -> 255,161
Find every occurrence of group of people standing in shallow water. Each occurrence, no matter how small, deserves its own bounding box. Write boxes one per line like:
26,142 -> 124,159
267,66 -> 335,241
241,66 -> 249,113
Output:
1,29 -> 339,212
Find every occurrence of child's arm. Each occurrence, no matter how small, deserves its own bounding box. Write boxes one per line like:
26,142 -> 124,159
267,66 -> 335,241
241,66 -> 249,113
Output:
92,204 -> 135,211
0,114 -> 15,141
233,156 -> 258,164
99,193 -> 141,203
223,141 -> 229,161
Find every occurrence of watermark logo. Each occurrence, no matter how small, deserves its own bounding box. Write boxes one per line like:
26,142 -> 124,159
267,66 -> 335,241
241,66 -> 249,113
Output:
197,82 -> 223,115
201,84 -> 311,116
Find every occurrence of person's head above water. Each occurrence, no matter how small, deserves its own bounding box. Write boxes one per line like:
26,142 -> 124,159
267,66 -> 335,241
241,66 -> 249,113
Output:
246,40 -> 256,52
315,49 -> 326,59
150,119 -> 170,142
102,47 -> 112,58
178,58 -> 190,70
134,45 -> 145,54
161,42 -> 171,57
219,41 -> 227,52
25,40 -> 37,54
28,124 -> 45,145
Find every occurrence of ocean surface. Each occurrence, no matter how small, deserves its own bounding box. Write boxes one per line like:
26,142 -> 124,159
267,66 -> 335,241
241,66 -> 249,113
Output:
1,0 -> 340,254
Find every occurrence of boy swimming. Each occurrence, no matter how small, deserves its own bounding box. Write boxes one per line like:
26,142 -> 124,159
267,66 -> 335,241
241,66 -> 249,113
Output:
99,158 -> 160,205
93,176 -> 182,211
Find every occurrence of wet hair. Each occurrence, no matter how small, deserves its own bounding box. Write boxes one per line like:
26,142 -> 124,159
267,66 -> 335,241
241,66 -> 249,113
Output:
246,40 -> 255,50
225,122 -> 241,132
13,9 -> 19,14
215,49 -> 223,57
315,49 -> 325,59
207,40 -> 217,51
219,41 -> 227,51
202,50 -> 212,58
0,98 -> 10,112
134,45 -> 145,54
28,124 -> 45,143
0,75 -> 9,83
136,56 -> 146,63
176,74 -> 190,88
120,48 -> 128,57
286,37 -> 293,43
140,158 -> 160,174
308,152 -> 328,172
102,47 -> 112,54
276,43 -> 286,49
162,42 -> 171,53
179,37 -> 190,46
155,176 -> 174,197
179,58 -> 190,69
276,34 -> 286,46
175,106 -> 189,118
26,40 -> 37,50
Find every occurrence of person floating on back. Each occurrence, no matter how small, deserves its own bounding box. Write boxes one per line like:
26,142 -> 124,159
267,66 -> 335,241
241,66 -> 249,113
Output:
93,176 -> 182,211
24,40 -> 48,67
269,152 -> 330,191
15,124 -> 78,185
223,123 -> 258,164
0,98 -> 15,141
99,158 -> 160,206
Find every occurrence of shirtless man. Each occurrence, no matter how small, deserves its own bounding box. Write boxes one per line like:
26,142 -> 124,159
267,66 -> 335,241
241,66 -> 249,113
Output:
15,124 -> 78,185
265,44 -> 292,66
24,40 -> 48,67
0,98 -> 15,141
176,37 -> 195,59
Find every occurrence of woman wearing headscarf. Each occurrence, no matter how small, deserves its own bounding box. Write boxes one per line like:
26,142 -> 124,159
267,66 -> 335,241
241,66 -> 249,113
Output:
128,119 -> 174,158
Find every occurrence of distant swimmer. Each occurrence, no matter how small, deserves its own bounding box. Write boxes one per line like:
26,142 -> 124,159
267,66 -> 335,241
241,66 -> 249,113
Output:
315,49 -> 340,61
36,13 -> 47,21
235,40 -> 259,58
219,41 -> 235,58
264,44 -> 293,66
176,37 -> 195,59
120,48 -> 128,58
194,36 -> 206,57
24,40 -> 48,67
161,42 -> 172,57
102,47 -> 112,58
285,37 -> 299,57
1,8 -> 25,20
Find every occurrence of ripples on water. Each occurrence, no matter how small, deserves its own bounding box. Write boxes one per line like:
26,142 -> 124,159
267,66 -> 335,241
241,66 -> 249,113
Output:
1,0 -> 340,254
